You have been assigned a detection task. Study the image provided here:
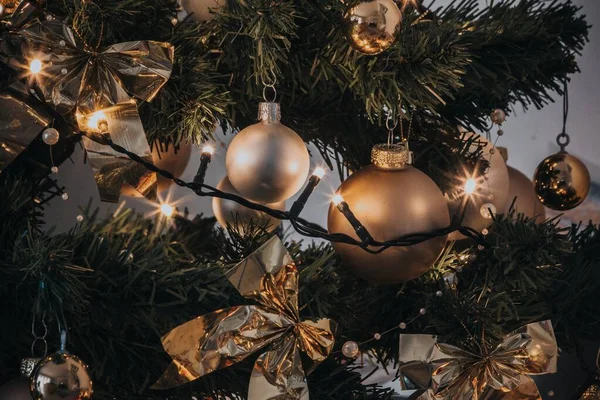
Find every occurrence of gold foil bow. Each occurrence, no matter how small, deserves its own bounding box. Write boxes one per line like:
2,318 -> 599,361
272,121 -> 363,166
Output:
152,236 -> 336,399
399,320 -> 557,400
8,6 -> 173,202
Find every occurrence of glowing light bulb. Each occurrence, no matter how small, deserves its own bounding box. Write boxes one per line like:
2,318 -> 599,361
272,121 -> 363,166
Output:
160,203 -> 174,218
332,194 -> 344,206
29,59 -> 42,74
464,178 -> 477,194
202,144 -> 215,155
0,5 -> 4,15
87,110 -> 108,131
312,167 -> 326,179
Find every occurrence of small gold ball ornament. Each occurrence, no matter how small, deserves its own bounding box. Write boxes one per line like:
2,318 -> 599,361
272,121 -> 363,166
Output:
327,143 -> 450,284
344,0 -> 402,55
180,0 -> 224,21
212,176 -> 284,235
448,134 -> 509,241
30,352 -> 93,400
533,151 -> 590,211
226,102 -> 310,203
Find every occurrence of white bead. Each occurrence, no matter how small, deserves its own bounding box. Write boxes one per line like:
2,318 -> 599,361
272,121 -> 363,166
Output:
497,129 -> 504,136
490,109 -> 506,124
489,148 -> 496,155
547,391 -> 555,397
42,128 -> 60,145
435,290 -> 443,297
45,14 -> 53,21
373,333 -> 381,340
399,322 -> 407,329
76,215 -> 84,222
61,193 -> 69,200
59,40 -> 66,46
61,68 -> 68,75
419,308 -> 426,315
51,166 -> 58,173
342,341 -> 359,358
480,203 -> 497,219
478,245 -> 485,251
171,17 -> 178,25
482,228 -> 489,236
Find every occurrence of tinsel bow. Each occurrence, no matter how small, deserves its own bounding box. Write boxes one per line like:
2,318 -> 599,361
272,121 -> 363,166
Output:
4,3 -> 173,202
398,320 -> 557,400
152,236 -> 336,400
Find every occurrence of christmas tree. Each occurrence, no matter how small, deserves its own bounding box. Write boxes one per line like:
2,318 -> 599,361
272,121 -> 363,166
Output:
1,0 -> 599,399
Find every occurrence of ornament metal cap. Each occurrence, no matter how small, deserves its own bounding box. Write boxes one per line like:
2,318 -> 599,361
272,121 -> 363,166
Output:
258,102 -> 281,123
371,143 -> 412,170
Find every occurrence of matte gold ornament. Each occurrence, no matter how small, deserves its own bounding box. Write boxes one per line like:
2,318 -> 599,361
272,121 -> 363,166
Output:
533,151 -> 590,211
30,352 -> 93,400
151,142 -> 192,192
153,236 -> 336,400
504,166 -> 546,221
212,176 -> 284,235
226,102 -> 310,203
344,0 -> 402,55
448,134 -> 509,241
180,0 -> 224,21
0,377 -> 32,400
399,320 -> 558,399
327,143 -> 450,284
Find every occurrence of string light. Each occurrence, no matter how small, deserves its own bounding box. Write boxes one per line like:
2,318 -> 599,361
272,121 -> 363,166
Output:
160,203 -> 174,218
290,167 -> 327,217
86,110 -> 109,132
332,193 -> 373,244
29,59 -> 43,75
193,144 -> 215,185
464,178 -> 477,194
332,193 -> 344,206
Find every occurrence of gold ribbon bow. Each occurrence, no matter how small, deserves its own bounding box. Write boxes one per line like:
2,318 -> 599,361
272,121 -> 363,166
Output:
152,236 -> 336,400
399,320 -> 557,400
7,4 -> 173,202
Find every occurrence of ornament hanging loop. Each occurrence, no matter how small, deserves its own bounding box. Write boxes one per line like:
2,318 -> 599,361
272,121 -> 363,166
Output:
556,132 -> 570,152
261,70 -> 277,103
385,114 -> 398,147
31,311 -> 48,358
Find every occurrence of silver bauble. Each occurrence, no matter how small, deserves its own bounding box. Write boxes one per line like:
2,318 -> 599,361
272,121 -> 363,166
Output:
30,352 -> 93,400
42,128 -> 59,146
180,0 -> 224,22
151,142 -> 192,192
212,176 -> 285,235
533,151 -> 590,211
343,0 -> 402,55
328,144 -> 450,284
226,102 -> 310,203
448,134 -> 509,240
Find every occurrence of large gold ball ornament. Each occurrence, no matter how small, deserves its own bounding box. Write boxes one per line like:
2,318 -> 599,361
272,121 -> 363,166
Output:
533,152 -> 590,211
212,176 -> 285,235
180,0 -> 224,21
226,102 -> 310,203
327,144 -> 450,284
344,0 -> 402,55
0,377 -> 32,400
503,166 -> 546,222
151,142 -> 192,193
30,352 -> 93,400
448,134 -> 509,241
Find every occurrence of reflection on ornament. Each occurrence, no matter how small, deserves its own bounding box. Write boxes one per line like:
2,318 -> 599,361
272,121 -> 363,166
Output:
344,0 -> 402,55
30,352 -> 93,400
226,102 -> 310,203
212,176 -> 284,235
328,143 -> 449,284
533,152 -> 590,211
342,341 -> 359,358
448,134 -> 509,241
180,0 -> 224,21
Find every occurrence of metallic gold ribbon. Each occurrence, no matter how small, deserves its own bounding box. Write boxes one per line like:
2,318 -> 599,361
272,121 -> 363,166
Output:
6,5 -> 173,202
152,236 -> 336,399
399,320 -> 557,400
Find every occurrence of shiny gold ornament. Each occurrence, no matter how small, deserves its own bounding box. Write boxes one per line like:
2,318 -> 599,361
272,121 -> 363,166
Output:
6,6 -> 174,202
448,134 -> 509,241
30,352 -> 93,400
579,380 -> 600,399
344,0 -> 402,55
399,320 -> 558,399
327,143 -> 449,284
151,142 -> 192,193
533,151 -> 590,211
180,0 -> 224,21
212,176 -> 284,235
153,236 -> 336,400
226,102 -> 310,203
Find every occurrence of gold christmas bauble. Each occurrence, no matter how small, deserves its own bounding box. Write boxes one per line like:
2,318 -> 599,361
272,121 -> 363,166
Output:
151,142 -> 192,193
180,0 -> 224,22
448,134 -> 509,241
0,377 -> 32,400
226,102 -> 310,203
533,152 -> 590,211
502,165 -> 546,222
212,176 -> 284,235
30,352 -> 93,400
327,144 -> 449,284
343,0 -> 402,55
